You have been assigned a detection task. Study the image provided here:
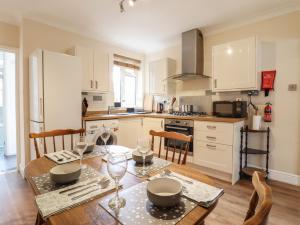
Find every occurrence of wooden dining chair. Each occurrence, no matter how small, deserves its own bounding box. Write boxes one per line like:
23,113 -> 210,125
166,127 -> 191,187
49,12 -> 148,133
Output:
149,130 -> 192,165
29,128 -> 85,158
243,171 -> 273,225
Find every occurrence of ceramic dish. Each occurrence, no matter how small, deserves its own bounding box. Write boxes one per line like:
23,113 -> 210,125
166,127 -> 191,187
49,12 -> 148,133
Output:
84,143 -> 95,153
147,177 -> 182,208
132,150 -> 154,164
50,163 -> 81,184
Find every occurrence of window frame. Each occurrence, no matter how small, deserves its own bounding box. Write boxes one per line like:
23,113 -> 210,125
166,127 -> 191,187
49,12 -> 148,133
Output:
113,65 -> 139,107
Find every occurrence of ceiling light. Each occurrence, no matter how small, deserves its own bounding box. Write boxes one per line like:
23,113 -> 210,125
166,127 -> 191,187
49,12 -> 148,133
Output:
226,48 -> 233,55
119,0 -> 138,13
128,0 -> 135,7
119,0 -> 125,13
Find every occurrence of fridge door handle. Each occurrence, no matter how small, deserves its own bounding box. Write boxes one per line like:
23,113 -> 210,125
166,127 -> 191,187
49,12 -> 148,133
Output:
39,98 -> 43,119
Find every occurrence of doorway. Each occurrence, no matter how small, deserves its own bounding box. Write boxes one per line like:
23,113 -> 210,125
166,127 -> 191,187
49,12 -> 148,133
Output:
0,48 -> 17,173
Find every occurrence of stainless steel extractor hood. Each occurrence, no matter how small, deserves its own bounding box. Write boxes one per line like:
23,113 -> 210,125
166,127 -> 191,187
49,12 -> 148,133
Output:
170,29 -> 209,80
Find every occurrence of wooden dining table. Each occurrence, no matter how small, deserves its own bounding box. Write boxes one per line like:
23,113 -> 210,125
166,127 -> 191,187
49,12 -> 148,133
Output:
25,150 -> 218,225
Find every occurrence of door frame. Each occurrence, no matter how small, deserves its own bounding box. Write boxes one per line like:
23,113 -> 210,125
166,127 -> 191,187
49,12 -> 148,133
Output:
0,45 -> 20,172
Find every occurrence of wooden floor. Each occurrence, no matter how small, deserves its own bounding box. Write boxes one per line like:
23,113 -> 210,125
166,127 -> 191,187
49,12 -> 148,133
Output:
0,171 -> 299,225
0,155 -> 17,172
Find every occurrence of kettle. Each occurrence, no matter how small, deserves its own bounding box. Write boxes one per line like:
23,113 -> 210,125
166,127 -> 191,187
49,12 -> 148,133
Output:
156,103 -> 164,113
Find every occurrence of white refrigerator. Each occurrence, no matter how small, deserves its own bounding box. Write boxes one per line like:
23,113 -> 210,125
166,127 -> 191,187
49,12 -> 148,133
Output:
29,49 -> 82,160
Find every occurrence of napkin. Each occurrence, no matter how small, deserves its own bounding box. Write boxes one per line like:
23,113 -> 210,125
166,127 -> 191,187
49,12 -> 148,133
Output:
45,151 -> 79,164
35,176 -> 116,219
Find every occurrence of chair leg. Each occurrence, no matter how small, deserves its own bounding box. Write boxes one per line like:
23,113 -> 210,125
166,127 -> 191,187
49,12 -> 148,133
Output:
35,212 -> 44,225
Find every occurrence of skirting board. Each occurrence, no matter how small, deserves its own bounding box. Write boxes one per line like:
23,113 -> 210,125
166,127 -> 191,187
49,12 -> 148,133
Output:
18,163 -> 25,178
248,164 -> 300,186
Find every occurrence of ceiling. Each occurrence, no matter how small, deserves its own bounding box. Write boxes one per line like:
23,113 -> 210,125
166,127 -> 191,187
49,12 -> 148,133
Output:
1,0 -> 300,53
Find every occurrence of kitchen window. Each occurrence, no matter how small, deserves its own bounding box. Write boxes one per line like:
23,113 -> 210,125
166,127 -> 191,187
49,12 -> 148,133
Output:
112,54 -> 142,107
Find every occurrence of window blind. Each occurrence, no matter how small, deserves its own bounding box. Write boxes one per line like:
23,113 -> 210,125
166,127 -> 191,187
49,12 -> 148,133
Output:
113,54 -> 141,70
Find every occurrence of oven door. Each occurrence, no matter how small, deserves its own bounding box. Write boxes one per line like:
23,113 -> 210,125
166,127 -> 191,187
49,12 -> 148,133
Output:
164,125 -> 193,153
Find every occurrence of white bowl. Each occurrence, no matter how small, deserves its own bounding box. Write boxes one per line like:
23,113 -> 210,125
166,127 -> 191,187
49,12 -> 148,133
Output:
50,163 -> 81,184
147,177 -> 182,208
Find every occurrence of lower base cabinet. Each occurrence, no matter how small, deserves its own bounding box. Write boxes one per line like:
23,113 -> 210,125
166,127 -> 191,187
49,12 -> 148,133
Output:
142,118 -> 164,153
193,140 -> 233,173
116,117 -> 164,150
193,121 -> 244,184
116,118 -> 142,149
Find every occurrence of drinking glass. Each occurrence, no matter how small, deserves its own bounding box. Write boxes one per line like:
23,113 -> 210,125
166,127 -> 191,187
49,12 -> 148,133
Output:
100,126 -> 111,155
74,135 -> 88,168
137,137 -> 151,176
107,153 -> 128,210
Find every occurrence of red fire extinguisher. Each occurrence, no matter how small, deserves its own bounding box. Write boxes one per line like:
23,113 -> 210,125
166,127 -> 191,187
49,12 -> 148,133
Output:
264,102 -> 272,122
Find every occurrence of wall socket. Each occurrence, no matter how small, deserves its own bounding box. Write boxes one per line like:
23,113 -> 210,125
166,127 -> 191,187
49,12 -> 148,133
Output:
288,84 -> 297,91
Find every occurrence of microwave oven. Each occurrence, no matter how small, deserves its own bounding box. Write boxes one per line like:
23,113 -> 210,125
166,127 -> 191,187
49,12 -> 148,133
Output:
213,101 -> 247,118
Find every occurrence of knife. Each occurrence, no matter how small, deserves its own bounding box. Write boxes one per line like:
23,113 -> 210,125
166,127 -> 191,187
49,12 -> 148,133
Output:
71,188 -> 99,201
59,180 -> 98,194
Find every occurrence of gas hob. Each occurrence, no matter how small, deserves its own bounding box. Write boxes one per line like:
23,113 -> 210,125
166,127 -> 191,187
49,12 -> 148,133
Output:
169,111 -> 208,117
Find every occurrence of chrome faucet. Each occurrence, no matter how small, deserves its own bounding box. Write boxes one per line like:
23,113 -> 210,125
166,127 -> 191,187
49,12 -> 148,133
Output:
107,106 -> 114,115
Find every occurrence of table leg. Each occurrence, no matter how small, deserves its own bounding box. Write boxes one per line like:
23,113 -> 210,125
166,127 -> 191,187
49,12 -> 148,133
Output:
35,212 -> 44,225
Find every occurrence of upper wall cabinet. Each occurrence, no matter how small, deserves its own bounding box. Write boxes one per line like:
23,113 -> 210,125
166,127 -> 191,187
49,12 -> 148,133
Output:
212,37 -> 258,92
68,46 -> 109,92
149,58 -> 176,95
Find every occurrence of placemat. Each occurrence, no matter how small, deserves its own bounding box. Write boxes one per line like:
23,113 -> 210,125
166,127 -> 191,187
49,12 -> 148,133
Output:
150,172 -> 224,208
99,181 -> 197,225
36,175 -> 116,219
82,145 -> 104,159
101,145 -> 133,161
127,157 -> 171,176
45,151 -> 80,164
31,166 -> 100,194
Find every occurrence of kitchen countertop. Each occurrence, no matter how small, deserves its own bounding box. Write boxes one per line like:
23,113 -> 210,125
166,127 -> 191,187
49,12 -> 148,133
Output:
82,113 -> 245,123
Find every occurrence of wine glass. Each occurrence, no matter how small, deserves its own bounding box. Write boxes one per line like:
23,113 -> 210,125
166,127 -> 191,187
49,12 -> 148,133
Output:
137,137 -> 151,176
100,126 -> 111,155
74,135 -> 88,168
107,153 -> 128,210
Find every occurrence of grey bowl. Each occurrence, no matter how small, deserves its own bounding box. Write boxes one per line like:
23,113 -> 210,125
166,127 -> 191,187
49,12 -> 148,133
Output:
84,143 -> 95,154
50,163 -> 81,184
147,177 -> 182,208
132,150 -> 154,164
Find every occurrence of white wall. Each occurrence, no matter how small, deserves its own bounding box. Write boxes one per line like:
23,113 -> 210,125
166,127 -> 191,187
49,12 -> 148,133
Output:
145,10 -> 300,179
19,19 -> 146,170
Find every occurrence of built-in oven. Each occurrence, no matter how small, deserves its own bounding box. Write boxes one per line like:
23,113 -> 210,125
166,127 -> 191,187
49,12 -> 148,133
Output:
164,119 -> 194,154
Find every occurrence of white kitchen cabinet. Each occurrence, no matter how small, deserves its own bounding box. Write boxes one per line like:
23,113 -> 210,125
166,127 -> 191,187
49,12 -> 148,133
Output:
68,46 -> 94,91
149,58 -> 176,95
93,49 -> 109,92
117,118 -> 142,148
68,46 -> 109,92
193,121 -> 244,184
212,37 -> 258,92
142,118 -> 164,153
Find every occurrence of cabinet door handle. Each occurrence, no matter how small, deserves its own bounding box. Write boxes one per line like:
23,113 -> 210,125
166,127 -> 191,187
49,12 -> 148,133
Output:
207,125 -> 216,130
206,136 -> 216,140
206,144 -> 217,149
96,81 -> 98,89
214,79 -> 217,88
90,80 -> 93,88
161,120 -> 163,128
